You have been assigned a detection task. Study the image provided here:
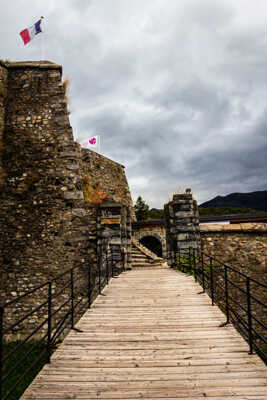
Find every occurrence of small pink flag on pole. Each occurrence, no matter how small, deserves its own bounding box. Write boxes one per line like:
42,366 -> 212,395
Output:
81,136 -> 100,152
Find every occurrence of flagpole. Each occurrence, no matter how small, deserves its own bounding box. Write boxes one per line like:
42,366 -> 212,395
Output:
41,16 -> 44,60
98,135 -> 100,154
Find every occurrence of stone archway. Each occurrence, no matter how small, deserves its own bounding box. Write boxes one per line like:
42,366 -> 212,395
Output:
139,232 -> 166,259
132,220 -> 167,259
140,235 -> 163,257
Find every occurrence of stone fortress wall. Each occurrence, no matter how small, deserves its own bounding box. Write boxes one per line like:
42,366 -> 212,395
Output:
201,223 -> 267,279
0,61 -> 133,334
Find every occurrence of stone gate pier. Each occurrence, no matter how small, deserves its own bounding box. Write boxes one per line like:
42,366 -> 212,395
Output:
164,189 -> 201,267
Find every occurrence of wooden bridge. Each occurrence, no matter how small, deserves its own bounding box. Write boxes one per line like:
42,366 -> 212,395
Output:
22,267 -> 267,399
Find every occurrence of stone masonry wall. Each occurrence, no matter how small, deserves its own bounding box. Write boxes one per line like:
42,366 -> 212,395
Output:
81,148 -> 135,220
0,61 -> 98,334
0,60 -> 135,338
200,223 -> 267,351
201,223 -> 267,279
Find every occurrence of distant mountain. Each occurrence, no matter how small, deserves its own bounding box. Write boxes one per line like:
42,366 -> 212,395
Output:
200,190 -> 267,212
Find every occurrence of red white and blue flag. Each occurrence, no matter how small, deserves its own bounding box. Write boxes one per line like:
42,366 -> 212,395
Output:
20,19 -> 42,45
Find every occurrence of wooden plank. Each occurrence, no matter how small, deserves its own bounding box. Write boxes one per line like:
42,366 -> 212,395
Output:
22,267 -> 267,400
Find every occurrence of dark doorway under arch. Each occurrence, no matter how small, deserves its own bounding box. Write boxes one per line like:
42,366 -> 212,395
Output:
140,236 -> 162,257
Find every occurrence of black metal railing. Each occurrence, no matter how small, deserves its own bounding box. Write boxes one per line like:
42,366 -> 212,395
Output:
0,252 -> 125,400
176,247 -> 267,364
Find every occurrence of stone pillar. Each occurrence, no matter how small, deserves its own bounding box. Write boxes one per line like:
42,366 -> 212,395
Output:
98,201 -> 123,273
164,189 -> 200,267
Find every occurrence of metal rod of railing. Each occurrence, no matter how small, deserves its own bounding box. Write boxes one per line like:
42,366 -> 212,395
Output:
122,251 -> 126,272
70,269 -> 74,329
210,257 -> 214,305
88,265 -> 91,309
111,259 -> 114,278
0,306 -> 3,400
201,252 -> 205,291
224,265 -> 230,324
47,282 -> 52,364
246,277 -> 253,354
193,248 -> 196,281
189,247 -> 192,273
106,247 -> 109,285
98,253 -> 101,294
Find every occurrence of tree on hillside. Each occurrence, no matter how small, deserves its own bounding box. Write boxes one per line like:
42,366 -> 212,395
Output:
134,196 -> 149,221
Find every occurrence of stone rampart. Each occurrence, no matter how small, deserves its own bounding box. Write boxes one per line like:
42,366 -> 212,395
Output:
81,148 -> 135,220
0,60 -> 134,337
201,223 -> 267,279
0,61 -> 96,303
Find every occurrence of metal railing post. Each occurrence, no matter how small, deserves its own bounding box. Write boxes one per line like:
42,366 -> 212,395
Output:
122,251 -> 126,272
210,257 -> 214,305
189,247 -> 192,274
201,252 -> 205,291
0,306 -> 4,399
106,247 -> 109,285
246,277 -> 253,354
70,269 -> 74,329
193,248 -> 196,281
98,253 -> 101,294
111,259 -> 114,278
47,282 -> 52,363
224,266 -> 230,324
88,265 -> 91,308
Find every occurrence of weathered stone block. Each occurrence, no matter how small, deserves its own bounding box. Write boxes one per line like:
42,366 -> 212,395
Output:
64,191 -> 84,200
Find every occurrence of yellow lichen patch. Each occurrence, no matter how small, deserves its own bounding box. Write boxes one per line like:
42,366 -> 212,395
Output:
101,218 -> 121,225
82,173 -> 108,205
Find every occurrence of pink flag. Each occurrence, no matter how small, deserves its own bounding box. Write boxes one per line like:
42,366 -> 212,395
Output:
81,136 -> 99,151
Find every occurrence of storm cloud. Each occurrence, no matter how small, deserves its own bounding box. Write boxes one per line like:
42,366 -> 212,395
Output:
1,0 -> 267,207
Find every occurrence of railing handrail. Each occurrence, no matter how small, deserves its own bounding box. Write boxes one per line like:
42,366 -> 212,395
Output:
0,248 -> 124,400
176,247 -> 267,365
199,250 -> 267,288
2,265 -> 82,309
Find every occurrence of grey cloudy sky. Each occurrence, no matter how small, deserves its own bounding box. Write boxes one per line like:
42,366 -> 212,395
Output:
1,0 -> 267,207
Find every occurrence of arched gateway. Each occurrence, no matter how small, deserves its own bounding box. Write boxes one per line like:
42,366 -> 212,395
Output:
132,220 -> 166,259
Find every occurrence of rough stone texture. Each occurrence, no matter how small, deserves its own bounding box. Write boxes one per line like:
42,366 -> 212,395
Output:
81,148 -> 135,221
0,61 -> 134,337
201,223 -> 267,278
164,191 -> 201,266
97,201 -> 131,273
0,61 -> 98,335
200,223 -> 267,354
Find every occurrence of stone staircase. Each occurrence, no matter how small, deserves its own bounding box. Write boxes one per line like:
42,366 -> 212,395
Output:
131,240 -> 167,269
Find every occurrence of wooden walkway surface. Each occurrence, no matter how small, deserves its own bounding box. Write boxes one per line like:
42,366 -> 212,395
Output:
23,267 -> 267,399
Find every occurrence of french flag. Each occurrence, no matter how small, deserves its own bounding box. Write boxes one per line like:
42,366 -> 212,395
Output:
20,19 -> 42,45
